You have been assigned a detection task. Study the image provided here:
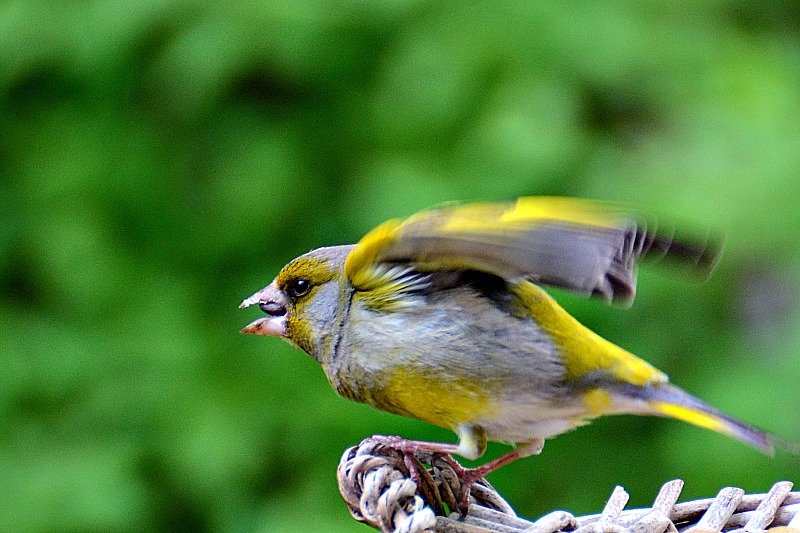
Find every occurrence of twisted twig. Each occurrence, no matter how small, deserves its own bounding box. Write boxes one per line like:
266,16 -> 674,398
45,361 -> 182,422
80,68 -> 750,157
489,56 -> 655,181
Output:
337,437 -> 800,533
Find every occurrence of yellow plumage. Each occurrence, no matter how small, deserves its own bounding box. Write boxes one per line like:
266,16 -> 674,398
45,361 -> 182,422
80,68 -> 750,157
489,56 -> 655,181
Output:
242,196 -> 782,482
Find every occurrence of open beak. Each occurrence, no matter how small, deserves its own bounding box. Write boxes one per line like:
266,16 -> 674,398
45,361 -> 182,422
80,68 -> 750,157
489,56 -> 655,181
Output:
239,282 -> 289,337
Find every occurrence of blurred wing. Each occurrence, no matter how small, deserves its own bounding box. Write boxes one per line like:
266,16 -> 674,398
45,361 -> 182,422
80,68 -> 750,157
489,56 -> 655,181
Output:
345,197 -> 721,305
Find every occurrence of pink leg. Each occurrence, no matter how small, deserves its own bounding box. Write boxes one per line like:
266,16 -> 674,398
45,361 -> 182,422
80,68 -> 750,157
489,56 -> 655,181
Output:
367,435 -> 462,513
367,434 -> 460,455
460,448 -> 526,480
367,435 -> 536,514
447,448 -> 528,512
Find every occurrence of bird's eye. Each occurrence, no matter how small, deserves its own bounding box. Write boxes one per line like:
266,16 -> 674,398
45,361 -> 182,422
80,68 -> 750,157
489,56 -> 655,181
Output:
286,278 -> 312,298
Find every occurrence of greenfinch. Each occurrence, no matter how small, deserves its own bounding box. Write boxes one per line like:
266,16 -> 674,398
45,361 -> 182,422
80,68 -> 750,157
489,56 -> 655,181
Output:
240,197 -> 777,499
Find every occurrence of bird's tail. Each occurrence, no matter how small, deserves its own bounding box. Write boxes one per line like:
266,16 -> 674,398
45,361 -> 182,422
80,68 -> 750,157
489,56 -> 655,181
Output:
609,381 -> 781,455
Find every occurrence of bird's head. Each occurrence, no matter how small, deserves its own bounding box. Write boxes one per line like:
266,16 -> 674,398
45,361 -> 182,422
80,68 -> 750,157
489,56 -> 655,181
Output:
240,245 -> 354,363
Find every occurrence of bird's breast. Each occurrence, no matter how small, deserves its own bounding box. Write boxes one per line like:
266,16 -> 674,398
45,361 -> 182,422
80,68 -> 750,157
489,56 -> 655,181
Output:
326,286 -> 567,431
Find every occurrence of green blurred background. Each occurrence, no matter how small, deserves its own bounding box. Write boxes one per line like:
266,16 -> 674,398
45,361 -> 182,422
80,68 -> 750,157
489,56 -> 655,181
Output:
2,1 -> 799,531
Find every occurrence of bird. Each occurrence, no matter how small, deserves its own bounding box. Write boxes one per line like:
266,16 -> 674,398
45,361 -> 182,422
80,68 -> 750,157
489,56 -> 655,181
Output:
240,196 -> 780,510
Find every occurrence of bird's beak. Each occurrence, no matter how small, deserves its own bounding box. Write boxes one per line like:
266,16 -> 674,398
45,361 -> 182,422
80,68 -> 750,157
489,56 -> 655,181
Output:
239,282 -> 289,337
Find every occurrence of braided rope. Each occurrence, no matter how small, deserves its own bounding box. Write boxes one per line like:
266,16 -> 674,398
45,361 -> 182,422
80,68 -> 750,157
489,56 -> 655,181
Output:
337,438 -> 800,533
338,441 -> 437,532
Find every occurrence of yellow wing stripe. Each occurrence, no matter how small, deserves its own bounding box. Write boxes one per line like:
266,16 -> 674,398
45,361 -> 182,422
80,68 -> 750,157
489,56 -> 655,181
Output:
501,197 -> 626,228
436,197 -> 626,235
344,197 -> 633,290
344,218 -> 402,288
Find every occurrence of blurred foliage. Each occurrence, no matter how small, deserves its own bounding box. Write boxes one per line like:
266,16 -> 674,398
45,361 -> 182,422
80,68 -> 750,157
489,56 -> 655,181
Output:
2,1 -> 800,531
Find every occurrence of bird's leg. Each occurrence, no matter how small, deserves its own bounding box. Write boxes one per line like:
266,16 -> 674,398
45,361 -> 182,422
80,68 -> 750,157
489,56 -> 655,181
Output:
368,434 -> 461,457
458,438 -> 544,481
368,435 -> 544,515
448,439 -> 544,513
367,435 -> 460,483
366,434 -> 461,514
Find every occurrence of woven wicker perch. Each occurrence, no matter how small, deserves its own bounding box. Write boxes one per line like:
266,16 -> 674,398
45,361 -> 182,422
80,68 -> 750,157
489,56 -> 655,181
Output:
337,438 -> 800,533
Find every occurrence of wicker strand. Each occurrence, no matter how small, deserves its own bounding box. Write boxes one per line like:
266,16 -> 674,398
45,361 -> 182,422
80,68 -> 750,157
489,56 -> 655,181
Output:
337,437 -> 800,533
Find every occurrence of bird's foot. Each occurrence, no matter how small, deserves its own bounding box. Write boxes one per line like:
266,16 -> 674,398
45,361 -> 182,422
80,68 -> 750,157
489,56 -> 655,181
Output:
366,434 -> 460,456
365,435 -> 525,516
438,449 -> 530,514
366,435 -> 472,513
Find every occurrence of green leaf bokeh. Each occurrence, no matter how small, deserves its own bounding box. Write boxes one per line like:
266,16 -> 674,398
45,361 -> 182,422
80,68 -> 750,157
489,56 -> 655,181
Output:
2,1 -> 799,531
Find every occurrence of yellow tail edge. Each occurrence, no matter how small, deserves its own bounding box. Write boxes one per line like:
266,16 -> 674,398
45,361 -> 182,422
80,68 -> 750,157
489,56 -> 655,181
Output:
648,399 -> 775,456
